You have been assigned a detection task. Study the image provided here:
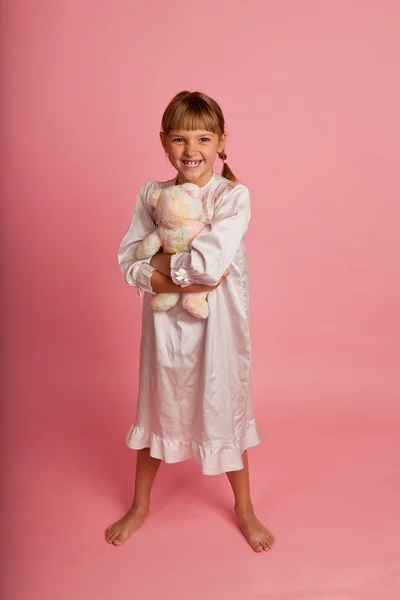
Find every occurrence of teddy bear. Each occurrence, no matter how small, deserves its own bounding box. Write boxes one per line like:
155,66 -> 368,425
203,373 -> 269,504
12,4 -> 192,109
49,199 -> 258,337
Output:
136,183 -> 211,319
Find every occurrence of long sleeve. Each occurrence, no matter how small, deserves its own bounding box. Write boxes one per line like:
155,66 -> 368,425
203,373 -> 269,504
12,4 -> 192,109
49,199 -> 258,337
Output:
118,181 -> 157,296
170,183 -> 251,287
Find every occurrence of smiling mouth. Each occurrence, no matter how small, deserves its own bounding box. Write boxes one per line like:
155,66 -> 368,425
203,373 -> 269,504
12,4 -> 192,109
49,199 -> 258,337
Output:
182,160 -> 202,168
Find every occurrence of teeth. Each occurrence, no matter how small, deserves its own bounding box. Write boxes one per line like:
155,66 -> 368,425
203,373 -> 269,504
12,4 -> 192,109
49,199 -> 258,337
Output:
183,161 -> 200,166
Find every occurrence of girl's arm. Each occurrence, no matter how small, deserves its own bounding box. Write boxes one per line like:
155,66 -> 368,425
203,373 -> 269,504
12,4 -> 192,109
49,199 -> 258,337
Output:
118,180 -> 230,297
151,184 -> 251,287
118,181 -> 158,295
150,269 -> 229,294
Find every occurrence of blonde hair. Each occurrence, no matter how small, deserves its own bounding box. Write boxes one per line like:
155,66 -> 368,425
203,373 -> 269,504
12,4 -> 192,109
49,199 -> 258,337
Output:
161,91 -> 237,182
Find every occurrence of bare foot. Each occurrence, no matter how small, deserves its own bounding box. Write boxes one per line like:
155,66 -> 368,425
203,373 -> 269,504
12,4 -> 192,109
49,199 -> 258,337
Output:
105,504 -> 149,546
235,505 -> 275,553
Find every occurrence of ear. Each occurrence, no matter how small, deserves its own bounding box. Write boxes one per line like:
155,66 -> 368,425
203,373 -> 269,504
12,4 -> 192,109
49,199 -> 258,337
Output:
217,132 -> 227,154
181,182 -> 200,197
151,189 -> 162,208
160,131 -> 167,152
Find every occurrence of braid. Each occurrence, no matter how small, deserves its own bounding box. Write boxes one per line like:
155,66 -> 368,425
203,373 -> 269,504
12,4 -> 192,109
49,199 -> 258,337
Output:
218,151 -> 237,182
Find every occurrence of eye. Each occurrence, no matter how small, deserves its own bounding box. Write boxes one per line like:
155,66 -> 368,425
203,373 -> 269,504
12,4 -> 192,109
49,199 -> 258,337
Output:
172,138 -> 184,143
200,137 -> 210,142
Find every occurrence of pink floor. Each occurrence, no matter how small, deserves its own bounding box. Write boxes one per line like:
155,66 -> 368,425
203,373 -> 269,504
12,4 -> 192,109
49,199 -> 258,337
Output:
2,1 -> 399,598
3,356 -> 400,600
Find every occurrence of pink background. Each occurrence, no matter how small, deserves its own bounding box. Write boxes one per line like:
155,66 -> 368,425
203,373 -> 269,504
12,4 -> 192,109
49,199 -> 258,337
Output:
2,1 -> 399,599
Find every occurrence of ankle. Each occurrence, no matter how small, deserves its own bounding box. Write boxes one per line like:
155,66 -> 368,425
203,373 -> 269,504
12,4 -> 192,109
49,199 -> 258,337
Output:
234,502 -> 254,516
131,499 -> 150,511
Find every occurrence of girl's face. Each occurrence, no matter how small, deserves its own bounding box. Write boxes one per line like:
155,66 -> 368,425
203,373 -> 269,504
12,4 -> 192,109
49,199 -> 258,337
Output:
160,129 -> 226,188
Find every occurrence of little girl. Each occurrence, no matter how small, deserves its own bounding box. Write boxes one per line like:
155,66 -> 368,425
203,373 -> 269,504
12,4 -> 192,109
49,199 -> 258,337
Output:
105,91 -> 274,552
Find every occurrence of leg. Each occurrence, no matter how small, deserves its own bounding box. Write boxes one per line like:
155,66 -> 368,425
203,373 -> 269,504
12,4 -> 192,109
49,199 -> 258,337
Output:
226,450 -> 275,552
182,292 -> 209,320
105,448 -> 161,546
152,292 -> 180,312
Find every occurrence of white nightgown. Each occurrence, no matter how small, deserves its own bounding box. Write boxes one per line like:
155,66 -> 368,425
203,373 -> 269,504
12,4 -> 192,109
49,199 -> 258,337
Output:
118,172 -> 261,475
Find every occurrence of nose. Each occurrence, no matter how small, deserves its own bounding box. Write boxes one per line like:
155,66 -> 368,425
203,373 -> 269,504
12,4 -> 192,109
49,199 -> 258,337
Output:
184,141 -> 197,157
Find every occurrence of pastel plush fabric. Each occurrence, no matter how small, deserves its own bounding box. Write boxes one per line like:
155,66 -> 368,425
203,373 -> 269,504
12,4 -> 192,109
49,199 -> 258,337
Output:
118,172 -> 261,475
136,183 -> 211,320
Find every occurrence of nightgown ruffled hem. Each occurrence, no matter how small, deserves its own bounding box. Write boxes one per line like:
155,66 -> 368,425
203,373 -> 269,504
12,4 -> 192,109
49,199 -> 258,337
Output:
125,419 -> 261,476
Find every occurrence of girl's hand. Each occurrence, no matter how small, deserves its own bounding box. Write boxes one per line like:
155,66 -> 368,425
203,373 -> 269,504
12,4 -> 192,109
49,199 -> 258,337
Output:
216,268 -> 230,287
150,252 -> 172,277
150,268 -> 230,294
151,252 -> 230,289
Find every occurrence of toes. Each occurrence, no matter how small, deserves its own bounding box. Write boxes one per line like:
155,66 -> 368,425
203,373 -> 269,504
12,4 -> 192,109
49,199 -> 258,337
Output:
107,529 -> 119,543
264,535 -> 274,550
253,532 -> 275,552
113,536 -> 124,546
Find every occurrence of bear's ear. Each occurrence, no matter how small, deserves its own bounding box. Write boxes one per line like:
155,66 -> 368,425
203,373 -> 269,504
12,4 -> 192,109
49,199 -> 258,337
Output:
151,189 -> 162,208
181,182 -> 200,198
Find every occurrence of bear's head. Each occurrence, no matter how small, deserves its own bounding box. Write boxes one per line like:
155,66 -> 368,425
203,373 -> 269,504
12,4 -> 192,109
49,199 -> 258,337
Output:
151,183 -> 203,228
